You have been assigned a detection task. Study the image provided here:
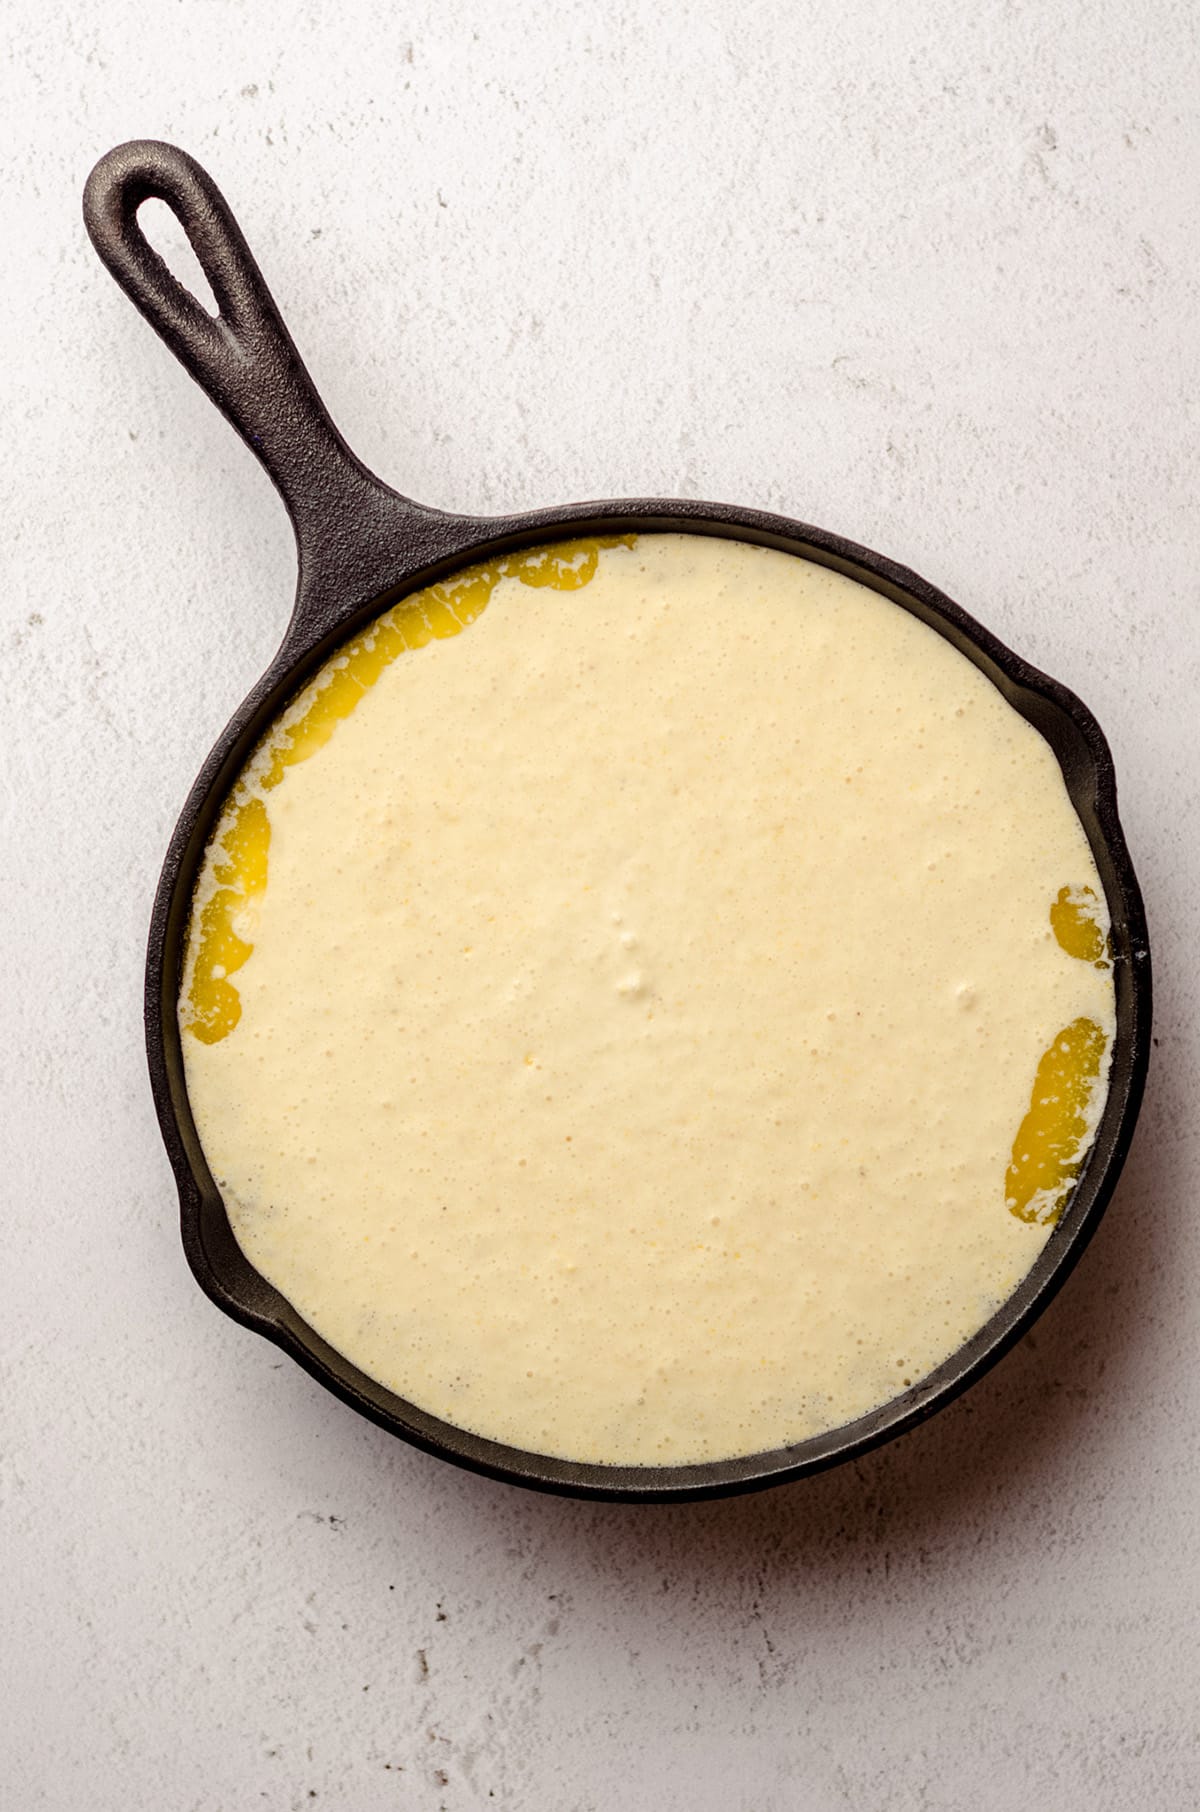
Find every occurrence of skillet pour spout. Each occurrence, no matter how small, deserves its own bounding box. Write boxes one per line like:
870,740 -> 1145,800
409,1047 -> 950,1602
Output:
84,140 -> 1151,1502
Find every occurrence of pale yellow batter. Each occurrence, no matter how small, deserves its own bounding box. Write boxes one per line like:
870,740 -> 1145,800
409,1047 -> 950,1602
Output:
181,534 -> 1114,1465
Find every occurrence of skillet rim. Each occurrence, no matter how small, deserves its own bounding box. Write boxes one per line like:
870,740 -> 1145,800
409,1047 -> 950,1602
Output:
145,499 -> 1152,1503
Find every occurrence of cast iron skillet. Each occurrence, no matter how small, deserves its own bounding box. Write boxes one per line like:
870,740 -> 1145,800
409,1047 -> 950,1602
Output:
84,140 -> 1151,1503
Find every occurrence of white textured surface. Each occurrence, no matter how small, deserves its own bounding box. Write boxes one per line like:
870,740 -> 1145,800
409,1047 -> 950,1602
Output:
2,2 -> 1198,1807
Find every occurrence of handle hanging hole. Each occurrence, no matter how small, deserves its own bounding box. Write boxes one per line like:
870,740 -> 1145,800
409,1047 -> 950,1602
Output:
85,138 -> 440,617
136,197 -> 220,318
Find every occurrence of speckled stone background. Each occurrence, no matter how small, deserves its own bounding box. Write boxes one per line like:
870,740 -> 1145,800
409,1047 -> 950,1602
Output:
3,2 -> 1199,1807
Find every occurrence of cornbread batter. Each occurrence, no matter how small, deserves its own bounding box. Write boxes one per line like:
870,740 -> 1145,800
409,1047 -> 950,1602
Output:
181,534 -> 1115,1465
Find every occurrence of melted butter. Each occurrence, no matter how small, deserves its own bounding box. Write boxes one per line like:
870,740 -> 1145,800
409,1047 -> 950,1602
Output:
182,537 -> 633,1042
185,795 -> 270,1043
1005,1017 -> 1108,1224
1051,883 -> 1111,967
181,534 -> 1116,1466
1002,884 -> 1114,1223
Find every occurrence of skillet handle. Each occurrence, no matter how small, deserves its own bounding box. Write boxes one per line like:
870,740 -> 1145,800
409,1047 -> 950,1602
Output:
83,140 -> 449,629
